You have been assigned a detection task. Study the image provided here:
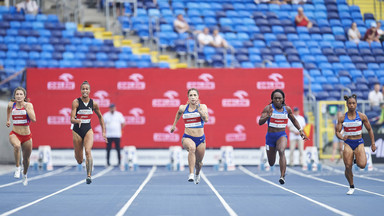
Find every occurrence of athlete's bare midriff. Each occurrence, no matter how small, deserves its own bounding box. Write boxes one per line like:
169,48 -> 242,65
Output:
185,127 -> 204,137
12,125 -> 31,136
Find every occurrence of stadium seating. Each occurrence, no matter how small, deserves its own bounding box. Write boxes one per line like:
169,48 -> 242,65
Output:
1,1 -> 384,103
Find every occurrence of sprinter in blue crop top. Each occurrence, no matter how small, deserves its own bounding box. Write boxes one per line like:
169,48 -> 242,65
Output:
259,89 -> 308,185
336,94 -> 376,195
170,88 -> 208,184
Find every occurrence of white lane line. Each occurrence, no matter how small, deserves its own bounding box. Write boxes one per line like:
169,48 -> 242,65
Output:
0,166 -> 114,216
239,166 -> 352,216
201,171 -> 238,216
0,166 -> 73,189
373,167 -> 384,173
322,165 -> 384,183
115,166 -> 157,216
287,167 -> 384,198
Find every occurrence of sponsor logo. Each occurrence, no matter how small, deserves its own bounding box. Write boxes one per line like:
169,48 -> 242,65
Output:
125,108 -> 146,125
225,124 -> 247,142
47,108 -> 72,125
152,90 -> 181,107
47,73 -> 75,90
153,125 -> 180,142
93,125 -> 105,142
371,138 -> 384,158
186,73 -> 215,90
93,90 -> 111,108
117,73 -> 146,90
256,73 -> 285,90
206,108 -> 216,125
222,90 -> 250,107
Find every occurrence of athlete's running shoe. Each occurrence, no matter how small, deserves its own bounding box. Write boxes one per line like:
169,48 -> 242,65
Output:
346,188 -> 355,195
279,176 -> 285,185
194,174 -> 200,184
86,176 -> 92,184
14,166 -> 21,179
22,174 -> 28,186
188,173 -> 194,182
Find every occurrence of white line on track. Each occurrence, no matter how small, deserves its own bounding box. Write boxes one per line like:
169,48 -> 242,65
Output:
0,166 -> 114,216
373,167 -> 384,173
287,167 -> 384,198
239,166 -> 353,216
115,166 -> 157,216
322,165 -> 384,183
0,166 -> 73,189
201,171 -> 238,216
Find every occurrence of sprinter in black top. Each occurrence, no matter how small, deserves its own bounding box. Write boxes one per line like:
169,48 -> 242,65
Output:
71,81 -> 107,184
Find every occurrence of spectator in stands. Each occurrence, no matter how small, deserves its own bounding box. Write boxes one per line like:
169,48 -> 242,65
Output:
212,29 -> 229,49
174,14 -> 190,34
254,0 -> 287,4
16,0 -> 39,15
291,0 -> 307,4
368,83 -> 383,107
197,27 -> 214,47
364,22 -> 380,44
348,22 -> 361,44
288,107 -> 306,167
376,21 -> 384,42
114,1 -> 125,17
295,7 -> 312,28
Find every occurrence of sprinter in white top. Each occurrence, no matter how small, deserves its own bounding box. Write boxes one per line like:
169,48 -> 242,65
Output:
259,89 -> 308,185
170,88 -> 208,184
6,87 -> 36,186
336,94 -> 376,195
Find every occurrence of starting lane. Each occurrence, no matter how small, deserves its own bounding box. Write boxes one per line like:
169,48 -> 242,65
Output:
0,166 -> 157,216
121,166 -> 231,216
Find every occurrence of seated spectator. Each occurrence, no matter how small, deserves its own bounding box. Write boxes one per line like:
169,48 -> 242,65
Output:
376,21 -> 384,42
254,0 -> 287,4
16,0 -> 39,15
291,0 -> 307,4
369,83 -> 383,107
197,27 -> 214,47
364,22 -> 380,44
173,14 -> 190,34
212,29 -> 229,49
348,22 -> 361,44
295,7 -> 312,28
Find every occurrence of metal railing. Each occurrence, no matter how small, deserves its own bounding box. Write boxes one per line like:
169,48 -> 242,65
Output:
106,0 -> 137,32
347,0 -> 384,21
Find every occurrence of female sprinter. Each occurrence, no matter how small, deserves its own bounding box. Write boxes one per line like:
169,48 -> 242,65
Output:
71,81 -> 107,184
258,89 -> 308,184
6,87 -> 36,186
170,88 -> 208,184
336,95 -> 376,195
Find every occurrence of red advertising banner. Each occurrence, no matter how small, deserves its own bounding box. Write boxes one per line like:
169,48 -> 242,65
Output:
26,68 -> 304,149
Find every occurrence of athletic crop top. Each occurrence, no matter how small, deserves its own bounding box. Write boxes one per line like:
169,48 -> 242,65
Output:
11,102 -> 30,126
342,111 -> 362,136
267,104 -> 288,128
76,98 -> 93,124
183,104 -> 204,128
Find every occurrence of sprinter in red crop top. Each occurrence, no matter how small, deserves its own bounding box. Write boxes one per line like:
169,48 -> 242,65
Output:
71,80 -> 107,184
6,87 -> 36,186
170,88 -> 208,184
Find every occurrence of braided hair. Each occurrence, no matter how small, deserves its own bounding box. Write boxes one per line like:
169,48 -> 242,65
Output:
270,89 -> 286,105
